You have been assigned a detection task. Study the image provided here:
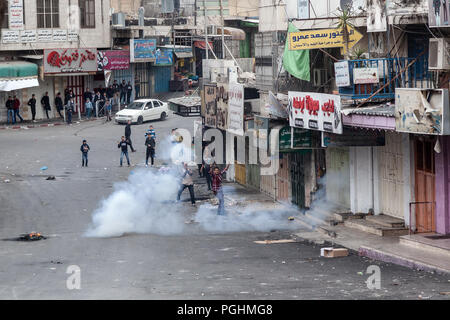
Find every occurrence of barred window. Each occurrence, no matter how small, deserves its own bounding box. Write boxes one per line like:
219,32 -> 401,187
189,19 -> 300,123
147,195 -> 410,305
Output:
37,0 -> 59,28
80,0 -> 95,28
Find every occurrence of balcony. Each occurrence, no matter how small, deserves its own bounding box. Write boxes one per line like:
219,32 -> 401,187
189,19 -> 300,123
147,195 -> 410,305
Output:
338,57 -> 433,101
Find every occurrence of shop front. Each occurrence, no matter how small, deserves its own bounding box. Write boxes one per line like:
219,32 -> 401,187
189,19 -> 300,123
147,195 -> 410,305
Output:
43,48 -> 98,114
0,60 -> 39,122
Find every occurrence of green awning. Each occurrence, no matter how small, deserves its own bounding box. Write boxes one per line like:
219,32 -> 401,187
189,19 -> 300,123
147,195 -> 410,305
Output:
0,61 -> 38,78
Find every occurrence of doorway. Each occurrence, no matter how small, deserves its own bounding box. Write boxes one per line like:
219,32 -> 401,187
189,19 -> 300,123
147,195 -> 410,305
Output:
414,137 -> 436,233
67,76 -> 85,113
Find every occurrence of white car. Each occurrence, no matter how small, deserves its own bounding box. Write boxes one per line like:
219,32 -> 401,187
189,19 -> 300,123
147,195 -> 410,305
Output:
115,99 -> 169,124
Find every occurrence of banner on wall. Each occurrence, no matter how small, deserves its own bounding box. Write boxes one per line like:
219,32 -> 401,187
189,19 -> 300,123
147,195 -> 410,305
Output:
97,50 -> 130,71
155,48 -> 174,66
227,83 -> 244,136
130,39 -> 157,62
204,84 -> 217,128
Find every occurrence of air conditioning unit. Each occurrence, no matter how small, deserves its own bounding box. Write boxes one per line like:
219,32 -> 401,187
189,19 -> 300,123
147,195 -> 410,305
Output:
313,68 -> 329,87
112,12 -> 125,27
429,38 -> 450,70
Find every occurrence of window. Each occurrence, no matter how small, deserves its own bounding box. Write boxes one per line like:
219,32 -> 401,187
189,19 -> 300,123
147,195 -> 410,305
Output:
37,0 -> 59,28
80,0 -> 95,28
1,1 -> 7,29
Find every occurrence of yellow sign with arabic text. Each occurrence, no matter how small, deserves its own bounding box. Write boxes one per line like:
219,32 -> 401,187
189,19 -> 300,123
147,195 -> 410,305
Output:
289,27 -> 363,51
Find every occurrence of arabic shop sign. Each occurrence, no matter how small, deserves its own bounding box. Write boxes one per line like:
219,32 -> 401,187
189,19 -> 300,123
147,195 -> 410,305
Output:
279,126 -> 315,152
130,39 -> 157,62
289,92 -> 343,134
44,48 -> 97,74
322,129 -> 385,147
289,26 -> 363,50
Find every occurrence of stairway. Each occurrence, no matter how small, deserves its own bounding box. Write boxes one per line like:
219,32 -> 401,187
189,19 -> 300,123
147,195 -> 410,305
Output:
344,214 -> 409,237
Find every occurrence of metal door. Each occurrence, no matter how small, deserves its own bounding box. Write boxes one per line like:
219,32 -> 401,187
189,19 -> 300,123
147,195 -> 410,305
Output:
378,132 -> 405,218
290,152 -> 306,209
154,66 -> 171,93
325,147 -> 350,208
67,76 -> 85,113
414,138 -> 436,233
277,154 -> 290,202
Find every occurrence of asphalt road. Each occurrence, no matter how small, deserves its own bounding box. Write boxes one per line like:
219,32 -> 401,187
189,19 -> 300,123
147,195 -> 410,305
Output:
0,113 -> 449,300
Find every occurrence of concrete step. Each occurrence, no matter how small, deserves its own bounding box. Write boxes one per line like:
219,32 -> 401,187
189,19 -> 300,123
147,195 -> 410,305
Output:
399,235 -> 450,258
344,219 -> 409,237
365,214 -> 405,228
332,212 -> 363,222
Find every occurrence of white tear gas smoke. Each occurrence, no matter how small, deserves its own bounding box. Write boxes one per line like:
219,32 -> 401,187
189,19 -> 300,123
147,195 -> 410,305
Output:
84,169 -> 300,238
84,168 -> 185,238
195,201 -> 299,233
85,129 -> 299,238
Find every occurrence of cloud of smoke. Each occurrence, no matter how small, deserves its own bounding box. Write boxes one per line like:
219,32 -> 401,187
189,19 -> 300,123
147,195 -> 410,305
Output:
195,202 -> 299,233
84,168 -> 185,238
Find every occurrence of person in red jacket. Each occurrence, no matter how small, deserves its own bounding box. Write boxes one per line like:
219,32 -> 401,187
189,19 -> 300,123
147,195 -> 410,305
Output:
13,96 -> 24,123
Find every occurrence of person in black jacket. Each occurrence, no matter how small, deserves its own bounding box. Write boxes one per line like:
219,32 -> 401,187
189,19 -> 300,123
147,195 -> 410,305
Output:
27,94 -> 37,122
80,139 -> 90,167
55,92 -> 63,118
41,92 -> 51,119
118,136 -> 131,167
120,80 -> 127,105
6,96 -> 15,124
145,133 -> 156,167
125,120 -> 136,152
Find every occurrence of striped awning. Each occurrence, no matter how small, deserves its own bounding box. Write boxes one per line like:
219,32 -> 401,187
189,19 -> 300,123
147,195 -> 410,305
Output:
0,61 -> 39,91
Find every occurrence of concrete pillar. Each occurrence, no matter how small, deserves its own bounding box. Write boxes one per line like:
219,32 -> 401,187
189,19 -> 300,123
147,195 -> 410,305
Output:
435,136 -> 450,234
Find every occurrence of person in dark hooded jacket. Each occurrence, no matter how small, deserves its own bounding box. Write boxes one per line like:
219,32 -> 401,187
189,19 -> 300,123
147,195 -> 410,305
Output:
41,92 -> 51,119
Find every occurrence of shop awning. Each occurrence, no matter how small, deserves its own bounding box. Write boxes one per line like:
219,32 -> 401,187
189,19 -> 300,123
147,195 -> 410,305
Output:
0,61 -> 39,91
174,51 -> 193,59
216,27 -> 246,40
0,77 -> 39,91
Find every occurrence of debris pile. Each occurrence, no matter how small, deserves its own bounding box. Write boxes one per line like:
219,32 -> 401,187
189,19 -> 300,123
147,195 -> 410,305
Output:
19,232 -> 46,241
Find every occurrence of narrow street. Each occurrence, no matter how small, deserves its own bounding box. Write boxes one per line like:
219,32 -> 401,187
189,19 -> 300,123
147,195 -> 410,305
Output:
0,114 -> 448,300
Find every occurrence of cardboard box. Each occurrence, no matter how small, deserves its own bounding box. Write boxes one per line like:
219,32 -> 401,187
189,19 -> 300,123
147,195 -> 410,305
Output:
320,247 -> 349,258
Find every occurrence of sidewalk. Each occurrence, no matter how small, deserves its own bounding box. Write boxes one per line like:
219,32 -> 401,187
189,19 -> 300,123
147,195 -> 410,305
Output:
0,116 -> 100,131
211,180 -> 450,275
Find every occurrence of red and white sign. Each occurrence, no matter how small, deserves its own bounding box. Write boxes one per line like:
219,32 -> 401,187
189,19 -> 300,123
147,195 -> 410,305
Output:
288,92 -> 343,134
44,48 -> 98,74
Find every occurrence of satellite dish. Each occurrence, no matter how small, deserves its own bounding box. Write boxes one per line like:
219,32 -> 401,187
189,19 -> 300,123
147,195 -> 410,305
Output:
340,0 -> 353,11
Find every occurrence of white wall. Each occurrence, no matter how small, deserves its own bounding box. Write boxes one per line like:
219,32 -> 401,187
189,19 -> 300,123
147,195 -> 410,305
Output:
1,0 -> 110,51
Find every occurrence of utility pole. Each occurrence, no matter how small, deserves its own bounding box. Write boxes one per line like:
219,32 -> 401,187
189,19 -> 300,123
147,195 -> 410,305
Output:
219,0 -> 225,59
203,0 -> 208,60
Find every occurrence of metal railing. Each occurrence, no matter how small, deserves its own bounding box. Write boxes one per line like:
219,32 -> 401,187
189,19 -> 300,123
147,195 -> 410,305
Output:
339,57 -> 433,100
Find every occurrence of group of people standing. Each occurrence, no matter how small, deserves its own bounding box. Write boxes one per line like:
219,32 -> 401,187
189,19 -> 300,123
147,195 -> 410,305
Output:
5,79 -> 134,125
5,96 -> 24,124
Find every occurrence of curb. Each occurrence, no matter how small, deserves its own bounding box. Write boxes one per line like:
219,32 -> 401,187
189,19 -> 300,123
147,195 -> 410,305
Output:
0,119 -> 99,131
358,246 -> 450,276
